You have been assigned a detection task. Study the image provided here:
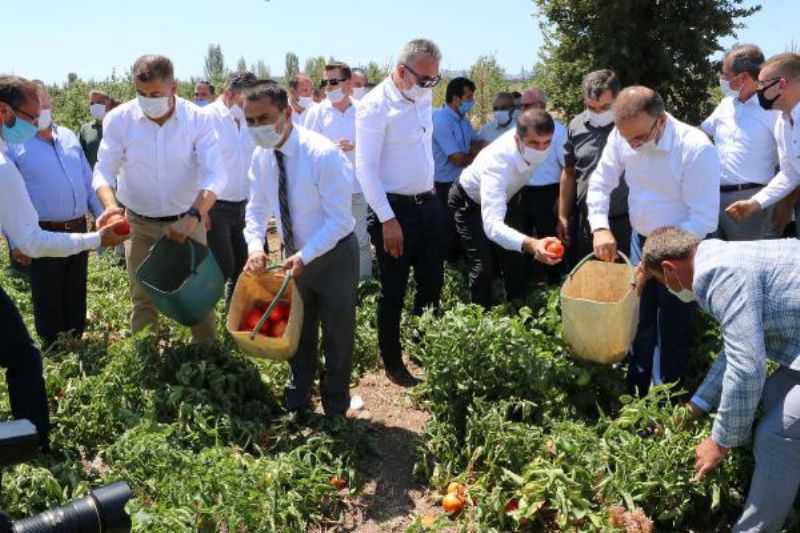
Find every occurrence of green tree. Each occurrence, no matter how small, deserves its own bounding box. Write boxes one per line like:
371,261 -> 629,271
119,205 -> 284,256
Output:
236,56 -> 247,73
251,60 -> 271,79
363,61 -> 391,84
469,55 -> 507,125
204,43 -> 227,88
284,52 -> 300,84
304,56 -> 327,88
532,0 -> 760,123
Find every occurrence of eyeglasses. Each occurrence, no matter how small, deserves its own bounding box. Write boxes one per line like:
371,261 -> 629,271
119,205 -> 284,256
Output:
628,117 -> 659,146
756,77 -> 782,91
401,63 -> 441,89
12,107 -> 39,124
320,78 -> 348,88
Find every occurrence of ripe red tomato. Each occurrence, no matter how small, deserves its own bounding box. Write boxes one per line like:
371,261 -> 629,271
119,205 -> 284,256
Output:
545,240 -> 564,259
269,319 -> 288,338
505,498 -> 519,514
269,301 -> 290,321
113,219 -> 130,236
241,308 -> 270,334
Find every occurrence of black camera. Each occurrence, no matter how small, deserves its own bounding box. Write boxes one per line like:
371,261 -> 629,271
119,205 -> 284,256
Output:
0,420 -> 133,533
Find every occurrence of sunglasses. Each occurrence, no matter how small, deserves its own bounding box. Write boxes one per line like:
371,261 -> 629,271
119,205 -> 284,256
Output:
320,78 -> 348,88
401,63 -> 441,89
13,107 -> 39,124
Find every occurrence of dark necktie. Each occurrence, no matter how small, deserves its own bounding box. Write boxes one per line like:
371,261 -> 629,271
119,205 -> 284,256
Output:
274,150 -> 295,255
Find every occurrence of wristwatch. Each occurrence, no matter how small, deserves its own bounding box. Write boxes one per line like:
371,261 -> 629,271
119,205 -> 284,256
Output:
186,207 -> 202,223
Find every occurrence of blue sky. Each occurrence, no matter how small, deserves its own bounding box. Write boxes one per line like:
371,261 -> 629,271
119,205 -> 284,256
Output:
3,0 -> 797,85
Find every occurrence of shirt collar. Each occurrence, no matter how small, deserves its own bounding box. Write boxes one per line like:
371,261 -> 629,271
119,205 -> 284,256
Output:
735,93 -> 759,107
655,114 -> 676,152
384,76 -> 410,104
789,101 -> 800,127
443,104 -> 463,122
277,125 -> 299,158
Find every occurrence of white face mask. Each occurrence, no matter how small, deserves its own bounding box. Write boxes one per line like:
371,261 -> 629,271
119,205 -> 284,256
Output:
666,271 -> 696,303
37,109 -> 52,131
719,78 -> 740,99
249,117 -> 286,149
90,103 -> 107,120
327,88 -> 346,104
494,110 -> 513,126
522,145 -> 549,166
297,96 -> 314,110
137,95 -> 172,119
588,109 -> 614,127
352,87 -> 367,99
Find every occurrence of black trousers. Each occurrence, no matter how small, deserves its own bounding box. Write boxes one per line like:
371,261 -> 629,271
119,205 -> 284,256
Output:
285,234 -> 358,416
449,184 -> 498,308
628,234 -> 697,396
29,250 -> 89,349
0,286 -> 49,449
207,200 -> 250,307
503,183 -> 561,299
368,193 -> 445,370
434,181 -> 460,263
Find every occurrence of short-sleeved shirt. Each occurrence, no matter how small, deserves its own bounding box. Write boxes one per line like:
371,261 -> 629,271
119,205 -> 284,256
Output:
565,110 -> 628,218
432,105 -> 479,184
79,120 -> 103,169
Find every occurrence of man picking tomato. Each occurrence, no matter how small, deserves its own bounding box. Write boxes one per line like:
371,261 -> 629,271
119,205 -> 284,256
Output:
242,81 -> 358,420
640,226 -> 800,533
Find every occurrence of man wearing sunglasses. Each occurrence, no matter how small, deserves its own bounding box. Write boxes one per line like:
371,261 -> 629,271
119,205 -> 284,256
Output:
478,91 -> 516,144
701,44 -> 781,241
0,75 -> 129,452
587,86 -> 720,398
355,38 -> 443,387
305,62 -> 373,280
726,53 -> 800,238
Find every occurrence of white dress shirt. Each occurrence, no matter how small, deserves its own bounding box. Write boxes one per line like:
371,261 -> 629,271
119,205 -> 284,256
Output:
587,114 -> 721,238
752,102 -> 800,208
92,97 -> 227,217
244,126 -> 355,264
528,120 -> 567,186
478,118 -> 515,144
202,99 -> 255,202
303,98 -> 361,193
459,129 -> 543,252
291,104 -> 315,128
701,94 -> 779,186
0,147 -> 100,257
355,76 -> 435,223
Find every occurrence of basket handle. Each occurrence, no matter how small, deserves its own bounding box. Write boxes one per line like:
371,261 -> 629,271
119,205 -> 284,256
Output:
249,266 -> 293,341
567,251 -> 635,282
187,239 -> 198,275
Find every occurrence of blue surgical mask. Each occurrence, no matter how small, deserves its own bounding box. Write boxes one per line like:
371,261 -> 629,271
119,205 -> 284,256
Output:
459,100 -> 475,115
194,98 -> 209,107
2,113 -> 38,145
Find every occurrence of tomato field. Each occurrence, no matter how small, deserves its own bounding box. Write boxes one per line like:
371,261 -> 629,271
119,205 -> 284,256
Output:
0,247 -> 780,532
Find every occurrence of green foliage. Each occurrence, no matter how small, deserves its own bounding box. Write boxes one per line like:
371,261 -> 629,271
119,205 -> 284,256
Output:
304,56 -> 328,88
203,43 -> 228,89
284,52 -> 300,84
532,0 -> 760,122
469,55 -> 508,125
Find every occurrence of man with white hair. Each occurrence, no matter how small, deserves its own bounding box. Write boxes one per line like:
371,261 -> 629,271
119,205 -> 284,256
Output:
356,38 -> 443,386
288,73 -> 316,127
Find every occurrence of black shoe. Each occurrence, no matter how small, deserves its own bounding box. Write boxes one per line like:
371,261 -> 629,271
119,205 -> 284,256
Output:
385,365 -> 421,387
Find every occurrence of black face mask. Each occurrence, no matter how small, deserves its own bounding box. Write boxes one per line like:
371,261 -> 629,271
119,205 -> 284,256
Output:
757,78 -> 781,110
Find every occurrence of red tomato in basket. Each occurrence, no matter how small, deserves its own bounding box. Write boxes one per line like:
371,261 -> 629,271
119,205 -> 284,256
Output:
241,307 -> 271,334
268,319 -> 288,338
270,301 -> 291,321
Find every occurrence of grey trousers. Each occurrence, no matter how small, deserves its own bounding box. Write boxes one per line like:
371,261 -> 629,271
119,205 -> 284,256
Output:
718,187 -> 779,241
284,233 -> 358,416
734,366 -> 800,533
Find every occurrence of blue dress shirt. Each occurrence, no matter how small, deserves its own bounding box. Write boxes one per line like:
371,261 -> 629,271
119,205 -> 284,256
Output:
433,105 -> 478,184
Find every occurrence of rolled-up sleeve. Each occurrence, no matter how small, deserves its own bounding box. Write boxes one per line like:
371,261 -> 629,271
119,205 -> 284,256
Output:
679,144 -> 720,238
355,100 -> 393,222
92,112 -> 124,191
587,129 -> 625,232
244,151 -> 272,255
297,150 -> 355,264
194,113 -> 228,197
480,165 -> 527,252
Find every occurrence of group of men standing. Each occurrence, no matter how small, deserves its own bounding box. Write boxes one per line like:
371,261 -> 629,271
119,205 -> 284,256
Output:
3,37 -> 800,532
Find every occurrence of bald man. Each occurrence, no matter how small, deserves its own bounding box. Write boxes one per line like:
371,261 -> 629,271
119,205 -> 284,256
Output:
288,73 -> 316,127
587,86 -> 720,396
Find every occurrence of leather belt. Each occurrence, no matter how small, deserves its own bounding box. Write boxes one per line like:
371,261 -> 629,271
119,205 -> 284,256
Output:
128,209 -> 183,223
39,217 -> 87,232
720,183 -> 764,193
386,190 -> 436,206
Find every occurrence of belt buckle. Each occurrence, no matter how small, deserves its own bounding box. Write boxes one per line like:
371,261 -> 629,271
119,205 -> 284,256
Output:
63,221 -> 75,231
413,193 -> 424,205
